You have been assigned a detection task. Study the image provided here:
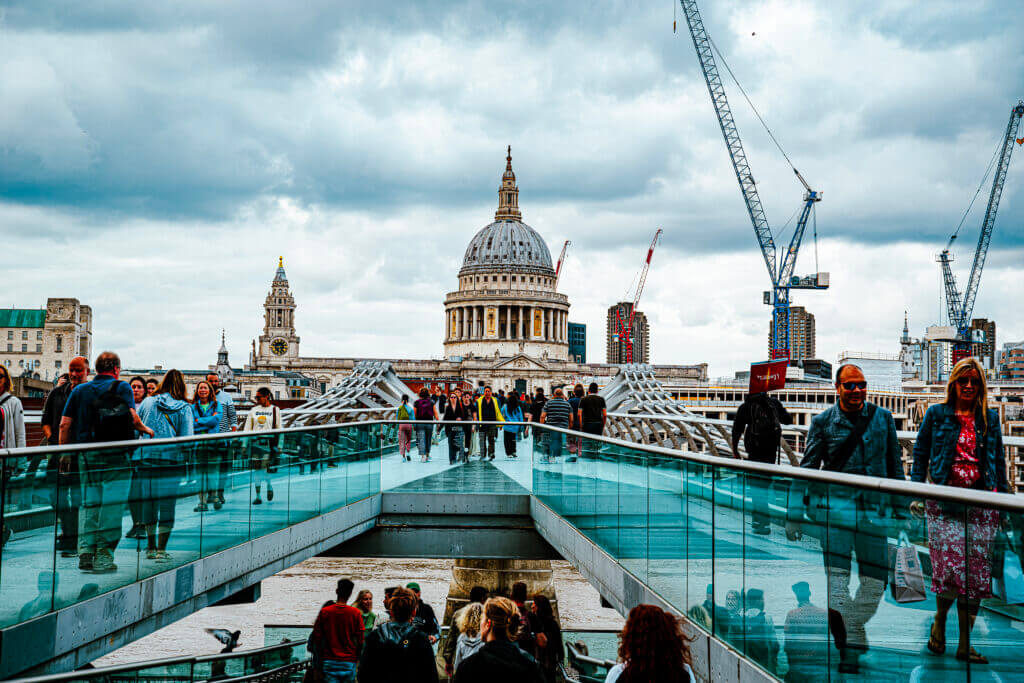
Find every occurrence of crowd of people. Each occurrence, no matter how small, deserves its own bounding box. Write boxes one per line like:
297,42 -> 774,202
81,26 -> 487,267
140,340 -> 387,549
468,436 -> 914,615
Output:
307,576 -> 590,683
0,351 -> 296,571
394,382 -> 608,464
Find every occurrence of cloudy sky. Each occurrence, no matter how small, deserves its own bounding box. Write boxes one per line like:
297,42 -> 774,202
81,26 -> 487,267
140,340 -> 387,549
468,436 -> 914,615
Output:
3,1 -> 1023,377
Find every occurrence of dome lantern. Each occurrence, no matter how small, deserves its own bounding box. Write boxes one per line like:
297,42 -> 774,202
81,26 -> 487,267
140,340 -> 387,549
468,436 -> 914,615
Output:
495,145 -> 521,221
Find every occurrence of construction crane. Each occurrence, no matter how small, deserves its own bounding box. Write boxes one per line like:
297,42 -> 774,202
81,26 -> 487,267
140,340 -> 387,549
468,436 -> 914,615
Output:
614,229 -> 662,363
554,240 -> 571,289
681,0 -> 828,360
937,100 -> 1024,364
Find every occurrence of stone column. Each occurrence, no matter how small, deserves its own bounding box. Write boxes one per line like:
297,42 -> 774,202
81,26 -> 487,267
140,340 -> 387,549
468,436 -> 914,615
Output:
440,559 -> 558,638
471,306 -> 477,340
518,305 -> 524,339
505,305 -> 511,339
529,305 -> 536,339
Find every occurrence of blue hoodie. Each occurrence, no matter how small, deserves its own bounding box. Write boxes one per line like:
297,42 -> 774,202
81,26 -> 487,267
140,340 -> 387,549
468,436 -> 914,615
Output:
137,393 -> 195,464
192,400 -> 224,434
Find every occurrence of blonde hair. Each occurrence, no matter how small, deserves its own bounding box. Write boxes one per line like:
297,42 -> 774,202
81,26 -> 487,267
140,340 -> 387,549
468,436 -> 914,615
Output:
456,602 -> 484,637
482,597 -> 520,641
945,357 -> 989,430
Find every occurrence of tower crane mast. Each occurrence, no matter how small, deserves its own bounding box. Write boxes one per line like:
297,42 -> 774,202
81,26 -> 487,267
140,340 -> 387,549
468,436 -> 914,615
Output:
554,240 -> 571,289
938,100 -> 1024,363
681,0 -> 827,360
614,229 -> 662,364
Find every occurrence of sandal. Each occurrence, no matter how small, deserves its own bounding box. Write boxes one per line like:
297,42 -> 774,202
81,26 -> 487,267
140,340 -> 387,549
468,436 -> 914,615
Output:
927,622 -> 945,655
955,648 -> 988,664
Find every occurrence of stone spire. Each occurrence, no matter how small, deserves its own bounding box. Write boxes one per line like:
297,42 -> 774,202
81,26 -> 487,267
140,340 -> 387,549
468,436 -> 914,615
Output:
901,311 -> 910,344
215,330 -> 234,382
275,256 -> 287,282
495,145 -> 522,221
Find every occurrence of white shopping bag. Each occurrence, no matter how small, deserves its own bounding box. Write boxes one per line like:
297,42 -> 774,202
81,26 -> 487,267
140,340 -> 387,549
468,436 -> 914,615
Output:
890,532 -> 927,603
994,548 -> 1024,604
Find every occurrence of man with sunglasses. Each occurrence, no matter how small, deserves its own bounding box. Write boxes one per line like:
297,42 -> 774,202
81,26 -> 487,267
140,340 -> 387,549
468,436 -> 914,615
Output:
785,363 -> 904,674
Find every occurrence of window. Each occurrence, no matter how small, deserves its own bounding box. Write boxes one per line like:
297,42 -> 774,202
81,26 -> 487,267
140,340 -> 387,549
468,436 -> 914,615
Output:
5,344 -> 10,352
21,344 -> 27,352
55,360 -> 62,369
19,360 -> 24,368
36,331 -> 42,340
6,331 -> 11,340
56,336 -> 62,352
36,344 -> 41,353
21,331 -> 27,340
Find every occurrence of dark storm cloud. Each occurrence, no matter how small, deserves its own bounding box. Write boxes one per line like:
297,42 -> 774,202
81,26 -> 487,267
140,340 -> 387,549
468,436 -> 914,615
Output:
2,0 -> 1023,253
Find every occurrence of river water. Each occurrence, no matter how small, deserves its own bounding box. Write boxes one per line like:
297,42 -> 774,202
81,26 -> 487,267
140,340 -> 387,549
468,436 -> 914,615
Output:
97,557 -> 624,665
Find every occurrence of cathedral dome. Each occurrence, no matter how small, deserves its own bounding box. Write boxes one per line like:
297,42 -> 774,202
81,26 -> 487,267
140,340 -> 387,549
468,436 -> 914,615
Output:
460,220 -> 554,275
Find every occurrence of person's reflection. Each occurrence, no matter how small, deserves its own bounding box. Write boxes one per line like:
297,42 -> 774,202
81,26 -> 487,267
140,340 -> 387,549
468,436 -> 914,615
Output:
783,582 -> 828,682
743,589 -> 779,674
19,571 -> 57,621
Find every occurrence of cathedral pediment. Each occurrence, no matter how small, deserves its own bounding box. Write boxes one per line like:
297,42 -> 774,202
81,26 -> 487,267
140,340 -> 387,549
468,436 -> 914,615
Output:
491,354 -> 549,371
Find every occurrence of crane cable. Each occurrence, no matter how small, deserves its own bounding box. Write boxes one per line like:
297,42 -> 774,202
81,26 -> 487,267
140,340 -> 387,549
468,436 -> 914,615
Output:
946,132 -> 1003,250
707,35 -> 799,175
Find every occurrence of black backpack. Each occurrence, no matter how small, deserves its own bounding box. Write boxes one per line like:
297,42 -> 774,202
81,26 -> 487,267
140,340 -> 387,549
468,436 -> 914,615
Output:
88,380 -> 135,443
747,395 -> 782,458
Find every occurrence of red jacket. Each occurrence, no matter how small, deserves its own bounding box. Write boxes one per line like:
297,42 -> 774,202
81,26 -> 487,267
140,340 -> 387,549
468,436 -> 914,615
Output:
312,602 -> 364,662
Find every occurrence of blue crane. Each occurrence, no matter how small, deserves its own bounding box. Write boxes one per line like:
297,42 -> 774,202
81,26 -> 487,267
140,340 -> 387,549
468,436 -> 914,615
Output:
938,100 -> 1024,364
681,0 -> 827,360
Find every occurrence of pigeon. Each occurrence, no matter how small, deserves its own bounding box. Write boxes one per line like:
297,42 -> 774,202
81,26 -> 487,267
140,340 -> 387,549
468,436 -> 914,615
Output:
206,628 -> 242,653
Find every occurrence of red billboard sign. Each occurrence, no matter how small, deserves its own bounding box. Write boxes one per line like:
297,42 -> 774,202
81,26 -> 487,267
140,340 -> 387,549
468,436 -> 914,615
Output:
749,359 -> 788,394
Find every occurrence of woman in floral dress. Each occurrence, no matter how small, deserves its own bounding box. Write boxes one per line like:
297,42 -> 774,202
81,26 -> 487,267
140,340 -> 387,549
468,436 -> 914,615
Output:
911,357 -> 1008,664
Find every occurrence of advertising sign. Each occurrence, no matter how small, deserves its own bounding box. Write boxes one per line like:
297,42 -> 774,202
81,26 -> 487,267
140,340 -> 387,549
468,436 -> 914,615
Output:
749,359 -> 788,393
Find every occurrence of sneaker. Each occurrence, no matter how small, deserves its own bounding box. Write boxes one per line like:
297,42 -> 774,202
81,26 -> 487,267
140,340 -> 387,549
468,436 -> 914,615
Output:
212,500 -> 223,511
91,548 -> 117,573
267,488 -> 274,502
194,503 -> 209,512
146,548 -> 159,560
155,550 -> 172,563
78,553 -> 94,571
253,497 -> 263,505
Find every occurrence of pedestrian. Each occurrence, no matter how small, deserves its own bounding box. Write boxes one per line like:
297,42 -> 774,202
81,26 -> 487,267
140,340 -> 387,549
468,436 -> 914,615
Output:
205,373 -> 235,508
475,387 -> 505,461
413,388 -> 439,462
145,378 -> 158,396
452,603 -> 485,673
442,586 -> 489,675
520,393 -> 532,438
501,393 -> 524,459
911,357 -> 1007,665
123,375 -> 150,538
540,389 -> 571,460
578,382 -> 607,457
396,394 -> 414,461
357,587 -> 438,683
136,369 -> 194,561
406,582 -> 439,644
40,359 -> 88,556
785,363 -> 904,674
453,597 -> 544,683
530,595 -> 563,683
783,582 -> 828,682
497,389 -> 506,407
59,351 -> 154,573
355,589 -> 377,632
191,380 -> 224,513
243,387 -> 281,505
462,392 -> 478,459
0,364 -> 26,450
605,604 -> 695,683
567,384 -> 585,456
311,579 -> 364,683
442,390 -> 468,465
732,391 -> 793,535
743,588 -> 779,674
527,388 -> 545,442
510,581 -> 537,656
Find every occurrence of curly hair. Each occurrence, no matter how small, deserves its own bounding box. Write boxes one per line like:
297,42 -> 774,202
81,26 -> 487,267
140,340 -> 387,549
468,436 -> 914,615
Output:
617,604 -> 692,682
456,602 -> 484,637
387,587 -> 418,622
483,597 -> 520,641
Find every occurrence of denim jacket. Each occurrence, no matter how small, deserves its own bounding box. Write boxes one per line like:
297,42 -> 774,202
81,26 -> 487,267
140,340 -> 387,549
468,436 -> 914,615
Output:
910,403 -> 1007,492
800,402 -> 905,480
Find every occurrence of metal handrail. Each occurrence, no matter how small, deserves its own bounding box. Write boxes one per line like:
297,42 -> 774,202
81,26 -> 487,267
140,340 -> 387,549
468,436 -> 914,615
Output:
4,419 -> 1024,512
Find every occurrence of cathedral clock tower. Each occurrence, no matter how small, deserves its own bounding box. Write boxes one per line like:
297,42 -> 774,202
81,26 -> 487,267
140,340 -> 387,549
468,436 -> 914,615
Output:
258,257 -> 300,364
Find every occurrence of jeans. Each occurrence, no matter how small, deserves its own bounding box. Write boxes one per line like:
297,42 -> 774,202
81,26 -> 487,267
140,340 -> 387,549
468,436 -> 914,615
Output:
398,425 -> 413,457
322,659 -> 357,683
503,430 -> 517,457
478,426 -> 497,458
415,424 -> 432,458
446,427 -> 464,464
547,432 -> 565,459
138,464 -> 182,529
79,453 -> 132,554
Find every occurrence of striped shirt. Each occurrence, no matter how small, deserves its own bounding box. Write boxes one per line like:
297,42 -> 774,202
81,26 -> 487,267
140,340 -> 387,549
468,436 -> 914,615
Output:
542,397 -> 572,428
217,390 -> 237,432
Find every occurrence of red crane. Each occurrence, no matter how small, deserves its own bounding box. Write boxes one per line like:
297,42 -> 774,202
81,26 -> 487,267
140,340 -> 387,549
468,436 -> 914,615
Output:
614,229 -> 662,363
554,240 -> 571,289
